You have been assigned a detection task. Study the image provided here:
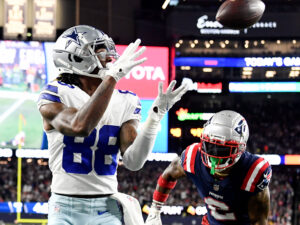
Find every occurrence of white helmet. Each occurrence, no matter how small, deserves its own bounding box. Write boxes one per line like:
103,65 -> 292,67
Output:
200,110 -> 249,175
53,25 -> 119,78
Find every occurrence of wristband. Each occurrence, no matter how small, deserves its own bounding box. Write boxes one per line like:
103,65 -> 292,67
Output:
153,190 -> 169,203
158,175 -> 177,189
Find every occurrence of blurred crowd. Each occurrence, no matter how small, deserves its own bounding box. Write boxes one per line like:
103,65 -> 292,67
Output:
0,159 -> 298,224
236,100 -> 300,155
0,159 -> 51,203
268,166 -> 296,225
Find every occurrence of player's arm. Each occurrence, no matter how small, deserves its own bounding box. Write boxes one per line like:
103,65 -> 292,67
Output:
248,187 -> 270,225
156,156 -> 186,194
119,80 -> 189,171
145,157 -> 186,225
119,119 -> 139,153
39,76 -> 117,136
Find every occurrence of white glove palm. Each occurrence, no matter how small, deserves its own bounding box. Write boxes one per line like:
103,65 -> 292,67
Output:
106,39 -> 147,82
145,206 -> 162,225
149,80 -> 189,122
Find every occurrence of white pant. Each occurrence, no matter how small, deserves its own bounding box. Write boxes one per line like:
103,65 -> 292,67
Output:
48,193 -> 122,225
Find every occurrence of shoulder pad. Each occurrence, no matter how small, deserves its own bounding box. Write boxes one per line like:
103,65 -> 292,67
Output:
181,143 -> 200,174
241,157 -> 272,192
37,82 -> 62,107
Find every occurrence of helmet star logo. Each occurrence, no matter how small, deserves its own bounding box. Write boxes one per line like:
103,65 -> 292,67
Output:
63,28 -> 86,49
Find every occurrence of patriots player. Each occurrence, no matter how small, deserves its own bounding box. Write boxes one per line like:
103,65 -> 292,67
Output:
37,25 -> 188,225
146,110 -> 272,225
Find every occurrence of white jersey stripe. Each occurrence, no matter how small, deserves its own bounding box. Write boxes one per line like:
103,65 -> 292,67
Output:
245,159 -> 268,191
186,143 -> 198,173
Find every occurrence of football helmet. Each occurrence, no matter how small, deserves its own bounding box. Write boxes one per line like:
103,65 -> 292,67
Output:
200,110 -> 249,175
53,25 -> 119,78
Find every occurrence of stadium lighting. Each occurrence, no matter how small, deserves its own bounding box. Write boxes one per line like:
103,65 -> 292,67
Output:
190,128 -> 204,138
203,67 -> 212,72
170,128 -> 182,137
162,0 -> 170,9
243,67 -> 253,71
265,70 -> 276,78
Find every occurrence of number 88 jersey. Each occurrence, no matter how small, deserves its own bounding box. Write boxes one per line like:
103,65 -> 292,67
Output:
37,80 -> 141,195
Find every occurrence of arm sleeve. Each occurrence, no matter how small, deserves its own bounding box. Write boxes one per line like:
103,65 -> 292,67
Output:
122,116 -> 160,171
241,157 -> 272,193
255,165 -> 272,193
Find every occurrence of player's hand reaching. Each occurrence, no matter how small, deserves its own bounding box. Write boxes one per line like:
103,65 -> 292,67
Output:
145,205 -> 162,225
149,80 -> 189,122
105,39 -> 147,82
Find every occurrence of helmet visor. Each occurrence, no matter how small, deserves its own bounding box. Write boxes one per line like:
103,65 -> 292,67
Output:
200,137 -> 241,174
202,141 -> 236,157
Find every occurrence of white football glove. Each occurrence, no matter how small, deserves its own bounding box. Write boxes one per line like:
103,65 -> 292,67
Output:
105,39 -> 147,82
149,80 -> 189,122
145,205 -> 162,225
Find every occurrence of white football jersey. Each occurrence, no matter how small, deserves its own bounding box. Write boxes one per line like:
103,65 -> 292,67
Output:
37,80 -> 141,195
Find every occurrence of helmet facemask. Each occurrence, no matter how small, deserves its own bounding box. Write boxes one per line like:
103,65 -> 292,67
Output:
80,34 -> 120,69
200,134 -> 244,175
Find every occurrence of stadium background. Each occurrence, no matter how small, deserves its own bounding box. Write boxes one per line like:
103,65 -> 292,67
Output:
0,0 -> 300,224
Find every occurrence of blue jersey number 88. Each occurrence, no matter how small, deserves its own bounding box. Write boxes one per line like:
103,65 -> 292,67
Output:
62,125 -> 120,175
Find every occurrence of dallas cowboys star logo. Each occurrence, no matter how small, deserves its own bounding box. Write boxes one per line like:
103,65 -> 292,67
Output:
62,28 -> 86,49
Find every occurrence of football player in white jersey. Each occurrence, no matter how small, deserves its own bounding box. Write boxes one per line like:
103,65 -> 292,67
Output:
37,25 -> 188,225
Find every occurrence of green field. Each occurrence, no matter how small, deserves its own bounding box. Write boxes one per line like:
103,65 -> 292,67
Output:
0,96 -> 44,149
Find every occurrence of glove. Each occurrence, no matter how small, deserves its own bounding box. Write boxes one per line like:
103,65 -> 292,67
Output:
149,80 -> 189,122
105,39 -> 147,82
145,204 -> 162,225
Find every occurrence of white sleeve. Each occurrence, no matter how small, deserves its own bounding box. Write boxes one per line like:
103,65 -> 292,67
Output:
122,80 -> 188,171
122,116 -> 159,171
37,82 -> 63,109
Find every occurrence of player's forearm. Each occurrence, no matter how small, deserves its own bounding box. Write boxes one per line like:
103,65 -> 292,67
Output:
151,174 -> 177,208
67,76 -> 116,136
122,116 -> 159,171
157,173 -> 177,194
122,81 -> 188,170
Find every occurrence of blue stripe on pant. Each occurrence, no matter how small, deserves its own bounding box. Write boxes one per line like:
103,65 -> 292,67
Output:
48,193 -> 122,225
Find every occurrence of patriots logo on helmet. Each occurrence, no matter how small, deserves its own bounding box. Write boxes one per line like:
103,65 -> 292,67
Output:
234,119 -> 246,135
62,28 -> 86,49
257,167 -> 272,190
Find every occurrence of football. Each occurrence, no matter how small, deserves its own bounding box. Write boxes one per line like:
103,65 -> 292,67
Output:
216,0 -> 265,29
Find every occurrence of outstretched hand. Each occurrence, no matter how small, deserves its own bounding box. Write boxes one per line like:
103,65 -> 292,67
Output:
106,39 -> 147,82
149,80 -> 189,122
145,206 -> 162,225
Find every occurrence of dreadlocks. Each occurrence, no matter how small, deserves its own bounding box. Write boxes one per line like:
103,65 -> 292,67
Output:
56,73 -> 82,88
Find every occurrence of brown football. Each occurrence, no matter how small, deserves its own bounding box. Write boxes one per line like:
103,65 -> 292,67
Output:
216,0 -> 265,29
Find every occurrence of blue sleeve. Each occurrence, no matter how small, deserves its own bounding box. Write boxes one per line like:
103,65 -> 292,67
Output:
255,164 -> 272,193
